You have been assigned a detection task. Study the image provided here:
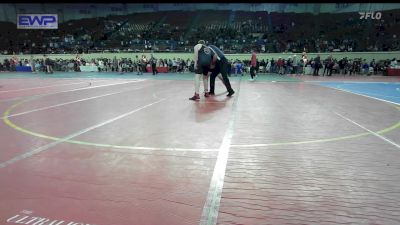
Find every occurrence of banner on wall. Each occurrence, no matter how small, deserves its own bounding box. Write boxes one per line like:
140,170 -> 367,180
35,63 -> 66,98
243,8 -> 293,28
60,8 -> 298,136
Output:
17,14 -> 58,29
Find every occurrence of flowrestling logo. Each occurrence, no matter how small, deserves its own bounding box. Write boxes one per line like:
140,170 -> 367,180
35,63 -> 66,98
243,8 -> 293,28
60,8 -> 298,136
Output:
359,11 -> 382,20
17,14 -> 58,29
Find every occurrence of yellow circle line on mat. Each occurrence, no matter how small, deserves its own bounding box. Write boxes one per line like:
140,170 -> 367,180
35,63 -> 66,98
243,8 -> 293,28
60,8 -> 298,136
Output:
2,98 -> 217,152
3,98 -> 400,150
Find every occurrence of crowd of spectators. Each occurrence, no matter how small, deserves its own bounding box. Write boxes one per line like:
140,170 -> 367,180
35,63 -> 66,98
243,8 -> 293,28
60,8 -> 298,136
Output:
241,56 -> 400,76
0,9 -> 399,55
0,55 -> 196,74
1,54 -> 398,77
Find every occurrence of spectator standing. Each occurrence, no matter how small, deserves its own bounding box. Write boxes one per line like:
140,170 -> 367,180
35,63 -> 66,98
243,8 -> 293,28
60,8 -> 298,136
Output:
362,59 -> 369,75
44,55 -> 54,74
135,55 -> 142,75
150,54 -> 158,75
249,50 -> 257,81
141,54 -> 148,73
302,52 -> 308,75
292,55 -> 299,75
277,57 -> 284,75
313,54 -> 321,76
29,55 -> 36,73
370,59 -> 377,75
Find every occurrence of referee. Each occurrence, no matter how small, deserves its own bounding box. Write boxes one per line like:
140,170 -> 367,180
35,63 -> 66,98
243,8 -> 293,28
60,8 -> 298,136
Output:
208,44 -> 235,97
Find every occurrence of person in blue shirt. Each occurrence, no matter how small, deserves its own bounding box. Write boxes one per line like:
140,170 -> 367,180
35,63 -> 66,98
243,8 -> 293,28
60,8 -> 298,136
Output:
362,60 -> 369,75
236,61 -> 243,75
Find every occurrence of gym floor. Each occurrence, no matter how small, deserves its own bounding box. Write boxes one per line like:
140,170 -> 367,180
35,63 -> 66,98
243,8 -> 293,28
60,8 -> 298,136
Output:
1,72 -> 400,225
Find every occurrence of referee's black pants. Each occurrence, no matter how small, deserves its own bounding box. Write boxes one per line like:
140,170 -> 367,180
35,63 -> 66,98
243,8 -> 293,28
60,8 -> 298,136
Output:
209,58 -> 234,94
250,66 -> 256,79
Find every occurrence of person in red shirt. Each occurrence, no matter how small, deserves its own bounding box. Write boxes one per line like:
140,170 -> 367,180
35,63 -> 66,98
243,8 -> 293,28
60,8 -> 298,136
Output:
277,57 -> 284,75
250,50 -> 257,81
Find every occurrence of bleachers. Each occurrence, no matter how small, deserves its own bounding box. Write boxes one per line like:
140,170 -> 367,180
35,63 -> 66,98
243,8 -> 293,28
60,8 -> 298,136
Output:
2,9 -> 400,54
163,11 -> 195,29
233,11 -> 268,32
197,10 -> 230,27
